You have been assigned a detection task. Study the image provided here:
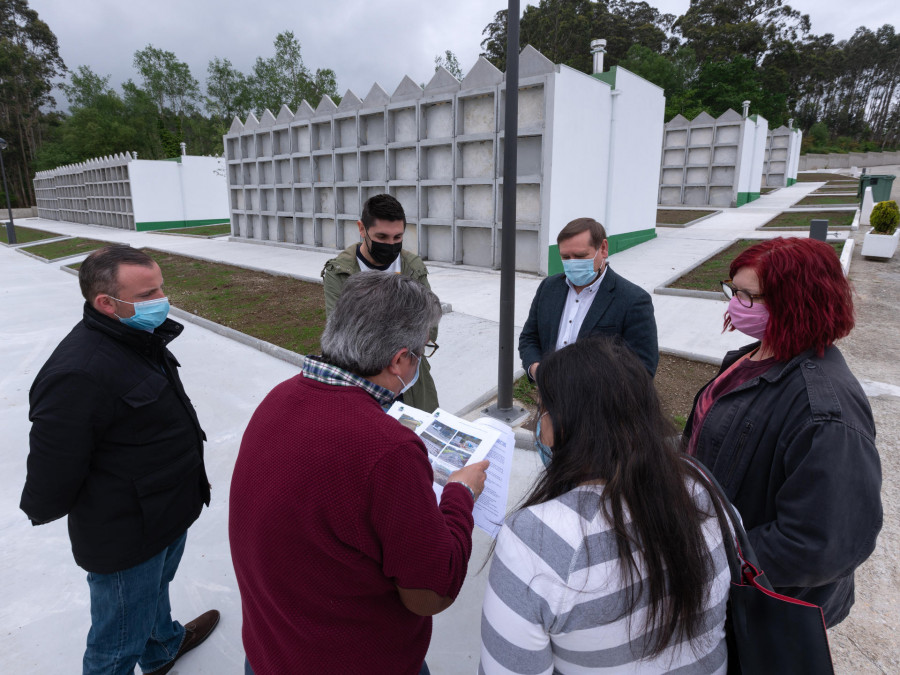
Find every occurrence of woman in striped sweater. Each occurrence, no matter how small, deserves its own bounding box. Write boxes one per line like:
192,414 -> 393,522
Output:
480,338 -> 730,674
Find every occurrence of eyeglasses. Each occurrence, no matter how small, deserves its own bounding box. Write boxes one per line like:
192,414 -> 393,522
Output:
414,341 -> 439,358
721,280 -> 765,308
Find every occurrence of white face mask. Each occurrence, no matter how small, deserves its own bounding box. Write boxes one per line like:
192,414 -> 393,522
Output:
396,351 -> 420,395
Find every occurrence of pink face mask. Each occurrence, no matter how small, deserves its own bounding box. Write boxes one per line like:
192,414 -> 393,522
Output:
727,296 -> 769,340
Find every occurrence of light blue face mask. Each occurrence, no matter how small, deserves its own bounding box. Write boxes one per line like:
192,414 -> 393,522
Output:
113,296 -> 170,332
535,413 -> 553,467
396,350 -> 421,396
562,256 -> 599,286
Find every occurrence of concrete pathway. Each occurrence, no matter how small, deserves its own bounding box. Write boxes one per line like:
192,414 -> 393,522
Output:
2,171 -> 896,673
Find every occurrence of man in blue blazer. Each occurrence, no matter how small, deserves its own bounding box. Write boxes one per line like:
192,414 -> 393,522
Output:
519,217 -> 658,378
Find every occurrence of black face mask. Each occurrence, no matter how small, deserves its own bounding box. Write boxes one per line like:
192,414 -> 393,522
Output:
366,235 -> 403,266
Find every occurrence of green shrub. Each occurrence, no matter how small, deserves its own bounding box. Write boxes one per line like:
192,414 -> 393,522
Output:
870,200 -> 899,235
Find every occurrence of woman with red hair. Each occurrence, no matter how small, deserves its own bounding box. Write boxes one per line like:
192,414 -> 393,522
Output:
684,237 -> 882,628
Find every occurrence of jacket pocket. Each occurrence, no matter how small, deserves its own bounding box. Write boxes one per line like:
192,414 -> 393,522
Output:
133,450 -> 202,538
121,373 -> 168,408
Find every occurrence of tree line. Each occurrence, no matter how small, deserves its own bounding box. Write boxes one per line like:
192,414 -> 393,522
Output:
480,0 -> 900,153
1,0 -> 338,207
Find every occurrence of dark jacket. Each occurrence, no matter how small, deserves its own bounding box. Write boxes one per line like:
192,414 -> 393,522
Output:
20,304 -> 210,574
684,342 -> 882,626
518,267 -> 659,376
322,244 -> 439,412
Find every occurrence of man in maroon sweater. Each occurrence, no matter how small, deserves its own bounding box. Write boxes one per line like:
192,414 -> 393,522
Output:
229,271 -> 489,675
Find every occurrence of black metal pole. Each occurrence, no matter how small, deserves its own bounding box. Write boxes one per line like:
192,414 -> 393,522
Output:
0,140 -> 16,245
496,0 -> 520,412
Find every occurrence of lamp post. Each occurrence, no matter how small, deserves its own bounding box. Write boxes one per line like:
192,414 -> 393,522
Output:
0,137 -> 16,245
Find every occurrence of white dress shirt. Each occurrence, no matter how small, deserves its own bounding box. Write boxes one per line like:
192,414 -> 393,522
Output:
554,266 -> 608,352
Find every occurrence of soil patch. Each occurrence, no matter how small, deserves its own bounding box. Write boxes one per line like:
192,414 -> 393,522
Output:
22,237 -> 109,260
794,195 -> 858,206
656,209 -> 717,225
514,353 -> 721,432
760,187 -> 778,194
1,225 -> 62,245
761,210 -> 855,229
145,249 -> 326,354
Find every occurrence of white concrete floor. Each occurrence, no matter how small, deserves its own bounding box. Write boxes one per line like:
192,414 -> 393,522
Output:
1,176 -> 885,673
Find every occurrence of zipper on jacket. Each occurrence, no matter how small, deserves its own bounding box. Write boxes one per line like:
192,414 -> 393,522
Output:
725,420 -> 754,485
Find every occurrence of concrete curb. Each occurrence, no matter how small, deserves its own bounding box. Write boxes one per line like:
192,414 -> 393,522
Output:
840,238 -> 855,276
659,346 -> 723,366
226,236 -> 341,258
655,287 -> 722,300
656,209 -> 723,229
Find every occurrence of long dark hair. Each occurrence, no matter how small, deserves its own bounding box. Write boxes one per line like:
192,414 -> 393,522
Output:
527,337 -> 714,657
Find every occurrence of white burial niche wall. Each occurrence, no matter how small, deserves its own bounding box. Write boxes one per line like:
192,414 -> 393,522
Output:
225,45 -> 665,275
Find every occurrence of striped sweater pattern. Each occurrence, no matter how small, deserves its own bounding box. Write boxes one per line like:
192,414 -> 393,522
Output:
480,482 -> 730,674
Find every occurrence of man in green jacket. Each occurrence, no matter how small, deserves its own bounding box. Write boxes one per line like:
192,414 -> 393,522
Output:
322,194 -> 439,412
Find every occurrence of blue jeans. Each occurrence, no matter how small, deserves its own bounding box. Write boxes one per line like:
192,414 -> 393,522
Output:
83,532 -> 187,675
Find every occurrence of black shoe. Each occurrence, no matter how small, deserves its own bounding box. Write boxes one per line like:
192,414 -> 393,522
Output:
144,610 -> 221,675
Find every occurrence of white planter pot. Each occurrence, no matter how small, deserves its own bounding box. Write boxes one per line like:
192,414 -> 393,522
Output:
860,227 -> 899,259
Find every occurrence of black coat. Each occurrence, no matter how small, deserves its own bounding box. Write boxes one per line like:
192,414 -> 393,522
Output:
21,304 -> 210,574
684,343 -> 882,626
518,267 -> 659,376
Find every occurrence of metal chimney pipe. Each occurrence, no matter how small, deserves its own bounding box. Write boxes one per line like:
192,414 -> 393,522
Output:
180,142 -> 187,156
742,100 -> 751,118
591,39 -> 607,74
788,118 -> 794,129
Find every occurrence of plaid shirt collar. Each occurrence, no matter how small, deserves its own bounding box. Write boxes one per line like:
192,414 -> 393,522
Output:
302,355 -> 396,407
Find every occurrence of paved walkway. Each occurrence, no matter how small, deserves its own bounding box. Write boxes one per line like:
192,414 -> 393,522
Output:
2,173 -> 896,673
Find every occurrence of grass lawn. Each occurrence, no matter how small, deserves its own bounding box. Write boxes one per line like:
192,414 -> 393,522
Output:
760,187 -> 778,194
761,210 -> 855,229
794,195 -> 858,206
154,223 -> 232,237
145,250 -> 326,354
656,209 -> 717,225
669,239 -> 845,293
0,225 -> 60,245
22,237 -> 109,260
797,172 -> 850,182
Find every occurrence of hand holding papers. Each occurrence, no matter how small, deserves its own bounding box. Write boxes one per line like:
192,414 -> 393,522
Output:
387,404 -> 515,538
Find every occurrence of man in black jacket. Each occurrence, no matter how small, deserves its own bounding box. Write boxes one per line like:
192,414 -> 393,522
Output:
20,245 -> 219,675
519,217 -> 658,379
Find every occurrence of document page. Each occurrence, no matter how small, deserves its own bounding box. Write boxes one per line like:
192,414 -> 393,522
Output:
387,403 -> 514,538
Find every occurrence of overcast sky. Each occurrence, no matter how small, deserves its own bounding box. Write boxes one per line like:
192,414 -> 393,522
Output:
28,0 -> 900,113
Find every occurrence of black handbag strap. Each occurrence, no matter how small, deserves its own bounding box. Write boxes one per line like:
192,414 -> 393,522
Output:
681,454 -> 774,592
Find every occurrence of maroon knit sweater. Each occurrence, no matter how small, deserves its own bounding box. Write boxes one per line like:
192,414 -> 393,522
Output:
229,373 -> 475,674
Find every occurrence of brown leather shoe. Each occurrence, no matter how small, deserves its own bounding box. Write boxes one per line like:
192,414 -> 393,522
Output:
144,609 -> 221,675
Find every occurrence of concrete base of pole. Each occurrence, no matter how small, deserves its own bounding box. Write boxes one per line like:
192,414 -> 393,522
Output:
481,402 -> 530,426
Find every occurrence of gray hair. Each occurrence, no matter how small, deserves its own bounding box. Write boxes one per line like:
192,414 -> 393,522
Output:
321,271 -> 441,376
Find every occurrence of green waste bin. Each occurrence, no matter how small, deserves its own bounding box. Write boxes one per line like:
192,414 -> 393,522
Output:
858,174 -> 896,203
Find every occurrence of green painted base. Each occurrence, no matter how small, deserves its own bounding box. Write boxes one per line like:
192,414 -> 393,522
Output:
736,192 -> 761,207
547,228 -> 657,275
787,178 -> 797,186
136,218 -> 230,232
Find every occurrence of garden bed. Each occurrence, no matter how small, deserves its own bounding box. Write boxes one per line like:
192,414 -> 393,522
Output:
0,225 -> 61,245
665,239 -> 845,294
20,237 -> 110,260
794,195 -> 858,206
797,172 -> 850,182
761,210 -> 855,229
72,250 -> 328,355
151,223 -> 232,238
656,209 -> 718,227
